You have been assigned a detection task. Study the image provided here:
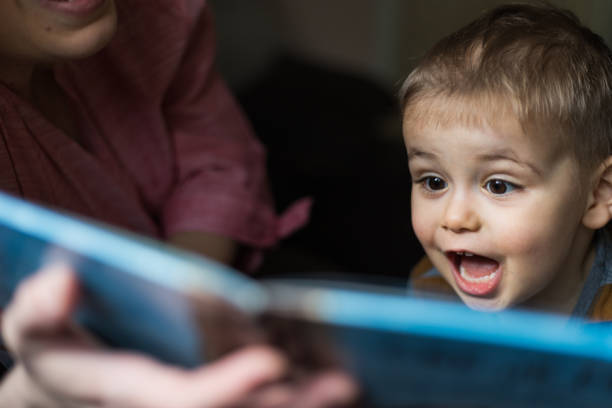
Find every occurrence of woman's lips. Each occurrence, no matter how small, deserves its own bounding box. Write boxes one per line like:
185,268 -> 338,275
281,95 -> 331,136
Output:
39,0 -> 108,18
447,251 -> 503,296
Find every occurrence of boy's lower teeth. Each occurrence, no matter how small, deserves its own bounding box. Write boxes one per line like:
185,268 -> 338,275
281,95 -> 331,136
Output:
457,254 -> 499,282
460,265 -> 497,282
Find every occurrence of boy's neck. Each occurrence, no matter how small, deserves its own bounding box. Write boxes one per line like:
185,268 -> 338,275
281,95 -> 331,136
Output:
523,231 -> 597,315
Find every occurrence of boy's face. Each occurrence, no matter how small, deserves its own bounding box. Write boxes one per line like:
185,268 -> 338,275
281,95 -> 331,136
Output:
0,0 -> 116,63
403,103 -> 595,311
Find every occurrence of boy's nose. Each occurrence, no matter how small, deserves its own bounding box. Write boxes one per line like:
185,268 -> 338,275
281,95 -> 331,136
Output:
441,192 -> 481,233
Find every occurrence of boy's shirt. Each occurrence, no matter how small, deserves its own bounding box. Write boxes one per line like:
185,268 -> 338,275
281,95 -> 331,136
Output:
409,230 -> 612,320
572,230 -> 612,318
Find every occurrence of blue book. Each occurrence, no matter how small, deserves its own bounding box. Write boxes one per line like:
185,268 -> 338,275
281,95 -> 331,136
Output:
0,191 -> 612,407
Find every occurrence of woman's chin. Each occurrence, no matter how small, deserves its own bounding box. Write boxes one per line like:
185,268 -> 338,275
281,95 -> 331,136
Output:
28,0 -> 117,61
42,14 -> 117,60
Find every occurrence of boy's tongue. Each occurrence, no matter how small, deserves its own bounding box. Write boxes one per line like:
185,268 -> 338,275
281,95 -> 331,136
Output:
460,254 -> 498,278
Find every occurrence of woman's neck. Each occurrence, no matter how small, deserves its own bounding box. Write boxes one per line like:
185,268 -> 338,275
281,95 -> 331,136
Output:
1,59 -> 81,145
0,57 -> 37,98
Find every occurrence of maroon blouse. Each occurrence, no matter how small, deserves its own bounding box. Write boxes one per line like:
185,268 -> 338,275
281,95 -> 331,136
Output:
0,0 -> 310,270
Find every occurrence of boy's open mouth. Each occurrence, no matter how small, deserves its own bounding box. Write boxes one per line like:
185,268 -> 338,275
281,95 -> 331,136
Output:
446,251 -> 502,296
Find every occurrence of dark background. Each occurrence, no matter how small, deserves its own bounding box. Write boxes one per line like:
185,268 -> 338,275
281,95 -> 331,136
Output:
208,0 -> 612,284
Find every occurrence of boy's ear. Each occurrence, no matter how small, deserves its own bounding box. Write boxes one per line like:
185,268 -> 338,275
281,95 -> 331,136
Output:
583,156 -> 612,229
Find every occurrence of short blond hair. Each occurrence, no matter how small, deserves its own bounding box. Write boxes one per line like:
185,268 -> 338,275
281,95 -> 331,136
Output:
400,3 -> 612,170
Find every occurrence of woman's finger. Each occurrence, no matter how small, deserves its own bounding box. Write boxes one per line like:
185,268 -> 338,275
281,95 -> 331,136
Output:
100,345 -> 288,408
2,265 -> 79,354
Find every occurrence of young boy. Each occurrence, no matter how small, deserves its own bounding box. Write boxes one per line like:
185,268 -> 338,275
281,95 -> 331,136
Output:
403,3 -> 612,319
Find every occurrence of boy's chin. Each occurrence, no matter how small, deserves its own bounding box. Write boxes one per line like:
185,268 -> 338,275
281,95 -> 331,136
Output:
457,291 -> 510,312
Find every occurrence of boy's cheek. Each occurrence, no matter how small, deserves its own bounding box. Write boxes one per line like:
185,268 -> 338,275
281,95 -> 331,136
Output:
494,209 -> 564,255
411,207 -> 434,247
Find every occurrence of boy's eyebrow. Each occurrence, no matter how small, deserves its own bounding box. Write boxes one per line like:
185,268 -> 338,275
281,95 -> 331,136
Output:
406,147 -> 542,175
406,148 -> 436,160
476,150 -> 542,175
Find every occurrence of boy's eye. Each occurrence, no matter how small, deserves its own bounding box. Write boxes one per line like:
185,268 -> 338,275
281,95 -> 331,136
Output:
484,179 -> 516,195
423,176 -> 447,191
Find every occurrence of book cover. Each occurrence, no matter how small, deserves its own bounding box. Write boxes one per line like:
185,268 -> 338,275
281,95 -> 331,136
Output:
1,191 -> 612,407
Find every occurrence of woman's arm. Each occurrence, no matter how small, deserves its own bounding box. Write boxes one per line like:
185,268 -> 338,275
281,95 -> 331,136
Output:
168,230 -> 238,265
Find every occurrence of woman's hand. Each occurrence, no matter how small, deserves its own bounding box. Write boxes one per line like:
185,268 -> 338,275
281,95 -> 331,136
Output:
0,266 -> 357,408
